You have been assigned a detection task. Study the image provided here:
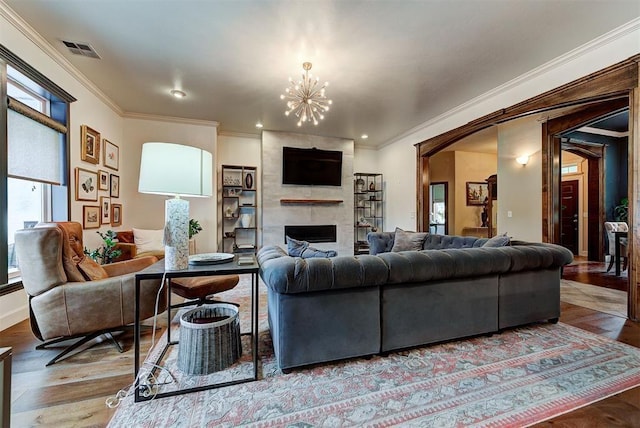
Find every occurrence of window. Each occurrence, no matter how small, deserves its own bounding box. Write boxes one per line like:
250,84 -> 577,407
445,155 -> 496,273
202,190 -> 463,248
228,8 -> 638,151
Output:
561,164 -> 579,175
1,45 -> 75,290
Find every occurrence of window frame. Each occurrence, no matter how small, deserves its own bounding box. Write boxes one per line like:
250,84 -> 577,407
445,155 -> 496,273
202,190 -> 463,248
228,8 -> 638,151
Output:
0,44 -> 75,293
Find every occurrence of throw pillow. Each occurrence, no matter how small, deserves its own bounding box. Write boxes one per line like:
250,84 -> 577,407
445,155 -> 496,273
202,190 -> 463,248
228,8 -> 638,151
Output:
76,256 -> 109,281
286,236 -> 309,257
391,227 -> 428,252
287,236 -> 337,258
133,228 -> 165,254
482,233 -> 511,247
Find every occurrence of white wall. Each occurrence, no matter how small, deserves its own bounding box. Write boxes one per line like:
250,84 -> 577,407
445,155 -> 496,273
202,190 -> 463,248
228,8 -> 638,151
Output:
496,117 -> 542,241
122,116 -> 219,253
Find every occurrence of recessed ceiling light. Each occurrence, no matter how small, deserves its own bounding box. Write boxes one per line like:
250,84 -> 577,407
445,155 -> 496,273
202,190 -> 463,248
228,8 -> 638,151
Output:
256,122 -> 263,128
170,89 -> 186,98
361,134 -> 368,139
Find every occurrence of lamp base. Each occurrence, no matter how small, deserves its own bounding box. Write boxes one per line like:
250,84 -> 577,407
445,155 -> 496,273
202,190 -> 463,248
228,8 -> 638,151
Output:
164,197 -> 189,270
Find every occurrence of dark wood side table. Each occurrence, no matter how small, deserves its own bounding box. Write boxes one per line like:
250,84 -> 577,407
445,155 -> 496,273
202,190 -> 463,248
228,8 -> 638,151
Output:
133,255 -> 260,402
0,347 -> 11,428
614,231 -> 628,276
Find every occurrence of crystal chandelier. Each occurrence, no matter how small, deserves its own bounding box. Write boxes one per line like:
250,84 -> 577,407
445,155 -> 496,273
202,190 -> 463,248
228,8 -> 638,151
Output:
280,62 -> 332,126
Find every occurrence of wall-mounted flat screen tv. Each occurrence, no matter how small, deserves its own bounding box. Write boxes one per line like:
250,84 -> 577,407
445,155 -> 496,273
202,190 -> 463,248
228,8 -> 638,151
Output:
282,146 -> 343,186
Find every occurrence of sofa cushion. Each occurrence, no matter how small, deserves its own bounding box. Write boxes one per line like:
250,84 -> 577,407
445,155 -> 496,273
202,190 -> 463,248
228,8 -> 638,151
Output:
391,228 -> 428,252
133,228 -> 164,254
287,236 -> 337,258
482,233 -> 511,247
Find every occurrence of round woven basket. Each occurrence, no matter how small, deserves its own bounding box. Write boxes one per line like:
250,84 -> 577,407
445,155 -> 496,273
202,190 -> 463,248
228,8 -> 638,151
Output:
177,303 -> 242,375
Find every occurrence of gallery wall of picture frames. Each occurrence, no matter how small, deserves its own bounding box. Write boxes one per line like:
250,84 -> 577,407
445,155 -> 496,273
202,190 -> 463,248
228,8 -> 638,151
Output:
77,124 -> 122,228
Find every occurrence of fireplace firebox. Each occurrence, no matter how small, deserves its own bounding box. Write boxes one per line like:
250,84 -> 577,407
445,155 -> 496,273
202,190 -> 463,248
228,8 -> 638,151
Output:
284,225 -> 337,243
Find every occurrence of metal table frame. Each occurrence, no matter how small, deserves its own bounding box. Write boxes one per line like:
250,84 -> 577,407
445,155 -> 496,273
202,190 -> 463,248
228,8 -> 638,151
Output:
134,255 -> 259,402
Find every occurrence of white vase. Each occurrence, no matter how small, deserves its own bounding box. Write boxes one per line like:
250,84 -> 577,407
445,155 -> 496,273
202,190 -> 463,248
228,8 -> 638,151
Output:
240,214 -> 252,228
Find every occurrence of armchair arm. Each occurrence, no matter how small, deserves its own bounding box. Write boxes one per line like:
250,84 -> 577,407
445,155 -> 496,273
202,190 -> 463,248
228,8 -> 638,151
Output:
102,255 -> 159,277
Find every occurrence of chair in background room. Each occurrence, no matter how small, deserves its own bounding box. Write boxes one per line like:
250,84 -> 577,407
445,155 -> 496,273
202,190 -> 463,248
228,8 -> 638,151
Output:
14,221 -> 167,366
604,221 -> 628,274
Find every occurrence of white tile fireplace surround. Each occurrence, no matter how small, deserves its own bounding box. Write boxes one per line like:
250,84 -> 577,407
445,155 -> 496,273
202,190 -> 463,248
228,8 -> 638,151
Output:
262,131 -> 355,256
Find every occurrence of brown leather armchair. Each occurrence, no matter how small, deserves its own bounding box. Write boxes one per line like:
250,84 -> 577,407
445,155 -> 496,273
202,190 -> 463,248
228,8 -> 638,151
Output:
14,222 -> 167,366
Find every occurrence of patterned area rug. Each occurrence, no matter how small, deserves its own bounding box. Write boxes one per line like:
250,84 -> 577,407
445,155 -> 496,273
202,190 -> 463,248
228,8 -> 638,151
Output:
109,277 -> 640,427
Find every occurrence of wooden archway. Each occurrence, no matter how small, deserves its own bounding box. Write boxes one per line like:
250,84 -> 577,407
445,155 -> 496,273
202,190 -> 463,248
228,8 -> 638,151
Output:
415,55 -> 639,320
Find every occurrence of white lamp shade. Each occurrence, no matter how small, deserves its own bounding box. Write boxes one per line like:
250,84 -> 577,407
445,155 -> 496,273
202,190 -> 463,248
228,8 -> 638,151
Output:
138,142 -> 213,197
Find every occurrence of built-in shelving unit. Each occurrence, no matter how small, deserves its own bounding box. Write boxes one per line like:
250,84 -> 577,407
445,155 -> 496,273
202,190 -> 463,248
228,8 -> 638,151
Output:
221,165 -> 258,254
354,173 -> 383,254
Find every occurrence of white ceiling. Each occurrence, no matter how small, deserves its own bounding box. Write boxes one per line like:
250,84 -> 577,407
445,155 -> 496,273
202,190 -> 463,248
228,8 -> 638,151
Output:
4,0 -> 639,148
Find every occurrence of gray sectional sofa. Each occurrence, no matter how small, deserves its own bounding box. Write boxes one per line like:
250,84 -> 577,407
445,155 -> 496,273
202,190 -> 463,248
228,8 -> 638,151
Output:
257,231 -> 573,371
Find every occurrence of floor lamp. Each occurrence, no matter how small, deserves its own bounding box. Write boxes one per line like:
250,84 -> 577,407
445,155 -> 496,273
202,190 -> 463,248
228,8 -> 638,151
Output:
138,142 -> 213,270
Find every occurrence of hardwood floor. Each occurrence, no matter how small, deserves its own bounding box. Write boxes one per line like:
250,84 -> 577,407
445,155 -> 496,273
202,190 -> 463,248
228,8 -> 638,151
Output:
1,301 -> 639,427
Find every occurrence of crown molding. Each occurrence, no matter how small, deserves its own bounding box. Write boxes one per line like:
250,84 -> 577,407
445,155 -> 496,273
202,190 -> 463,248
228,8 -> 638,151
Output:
218,131 -> 261,139
0,1 -> 124,115
380,17 -> 640,150
122,111 -> 219,127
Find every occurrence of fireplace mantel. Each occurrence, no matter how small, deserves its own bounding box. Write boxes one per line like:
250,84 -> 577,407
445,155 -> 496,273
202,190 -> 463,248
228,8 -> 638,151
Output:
280,199 -> 343,204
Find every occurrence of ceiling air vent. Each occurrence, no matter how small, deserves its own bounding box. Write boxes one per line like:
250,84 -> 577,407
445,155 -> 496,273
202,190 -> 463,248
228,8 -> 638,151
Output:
62,40 -> 101,59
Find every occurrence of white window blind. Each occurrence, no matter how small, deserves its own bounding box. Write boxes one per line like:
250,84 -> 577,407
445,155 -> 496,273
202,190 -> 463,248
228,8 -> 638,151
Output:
7,97 -> 65,185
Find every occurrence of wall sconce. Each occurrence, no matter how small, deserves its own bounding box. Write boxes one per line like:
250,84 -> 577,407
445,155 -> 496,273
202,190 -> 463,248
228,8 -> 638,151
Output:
515,155 -> 529,166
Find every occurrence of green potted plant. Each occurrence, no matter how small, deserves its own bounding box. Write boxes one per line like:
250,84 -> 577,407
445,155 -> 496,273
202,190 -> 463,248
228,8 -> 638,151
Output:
84,230 -> 122,264
614,197 -> 628,223
188,219 -> 203,254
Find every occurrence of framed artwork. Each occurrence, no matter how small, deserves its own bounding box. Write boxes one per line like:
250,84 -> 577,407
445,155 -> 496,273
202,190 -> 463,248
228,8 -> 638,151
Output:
104,139 -> 119,170
110,174 -> 120,198
466,182 -> 489,206
83,205 -> 100,229
100,196 -> 111,224
98,170 -> 109,191
75,167 -> 98,201
80,125 -> 101,164
111,203 -> 122,227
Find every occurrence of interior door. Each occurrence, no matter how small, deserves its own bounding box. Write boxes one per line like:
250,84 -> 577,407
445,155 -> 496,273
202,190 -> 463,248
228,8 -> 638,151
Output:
429,182 -> 448,235
561,180 -> 579,254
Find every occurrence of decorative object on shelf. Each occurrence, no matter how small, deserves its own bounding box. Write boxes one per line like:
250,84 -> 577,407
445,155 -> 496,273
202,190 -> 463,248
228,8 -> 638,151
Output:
111,203 -> 122,227
82,205 -> 100,229
80,124 -> 100,164
75,167 -> 98,201
224,231 -> 235,238
245,172 -> 254,189
100,196 -> 111,224
109,174 -> 120,198
369,182 -> 376,191
466,181 -> 488,206
240,213 -> 252,228
98,170 -> 109,191
225,207 -> 234,218
355,178 -> 365,193
138,142 -> 213,270
83,229 -> 122,264
103,139 -> 119,170
280,62 -> 332,126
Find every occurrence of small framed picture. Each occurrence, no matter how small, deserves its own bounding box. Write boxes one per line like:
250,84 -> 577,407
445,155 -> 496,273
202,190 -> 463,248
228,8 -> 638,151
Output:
80,125 -> 101,165
110,174 -> 120,198
75,167 -> 98,201
98,170 -> 109,191
104,139 -> 119,171
466,182 -> 489,206
111,203 -> 122,227
100,196 -> 111,224
83,205 -> 100,229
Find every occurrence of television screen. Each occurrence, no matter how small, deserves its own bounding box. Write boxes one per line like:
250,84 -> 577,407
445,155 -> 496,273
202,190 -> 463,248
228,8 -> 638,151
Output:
282,147 -> 343,186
